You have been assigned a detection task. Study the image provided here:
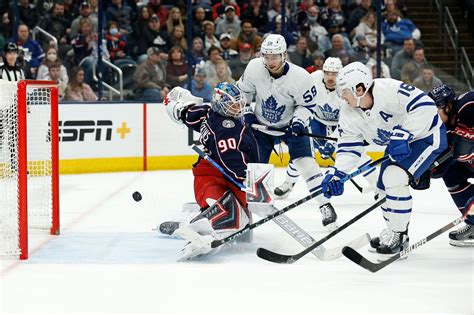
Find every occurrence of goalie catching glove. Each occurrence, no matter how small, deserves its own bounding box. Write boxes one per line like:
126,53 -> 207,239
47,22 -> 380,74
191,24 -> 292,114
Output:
164,86 -> 205,125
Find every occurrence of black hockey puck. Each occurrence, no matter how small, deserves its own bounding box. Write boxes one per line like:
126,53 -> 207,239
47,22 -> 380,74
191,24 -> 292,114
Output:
132,191 -> 142,202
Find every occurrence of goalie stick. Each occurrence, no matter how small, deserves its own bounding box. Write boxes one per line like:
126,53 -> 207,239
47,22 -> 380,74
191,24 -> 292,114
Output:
342,216 -> 465,272
256,196 -> 387,263
192,146 -> 388,249
191,145 -> 369,259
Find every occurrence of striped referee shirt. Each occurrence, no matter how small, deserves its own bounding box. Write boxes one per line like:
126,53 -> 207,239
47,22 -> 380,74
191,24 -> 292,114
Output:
0,62 -> 25,82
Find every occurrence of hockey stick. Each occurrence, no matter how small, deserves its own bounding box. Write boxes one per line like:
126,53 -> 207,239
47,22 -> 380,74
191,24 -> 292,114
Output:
191,145 -> 357,259
209,154 -> 389,249
342,216 -> 465,272
256,196 -> 387,263
251,124 -> 338,141
328,155 -> 366,193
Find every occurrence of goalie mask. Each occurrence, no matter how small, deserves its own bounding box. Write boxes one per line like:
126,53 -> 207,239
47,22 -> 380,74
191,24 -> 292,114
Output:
211,82 -> 246,118
260,34 -> 287,74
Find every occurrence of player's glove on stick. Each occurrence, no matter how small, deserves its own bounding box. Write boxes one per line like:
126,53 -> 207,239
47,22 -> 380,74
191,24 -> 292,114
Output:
388,127 -> 413,162
243,105 -> 258,126
285,117 -> 306,141
318,141 -> 336,160
321,166 -> 347,198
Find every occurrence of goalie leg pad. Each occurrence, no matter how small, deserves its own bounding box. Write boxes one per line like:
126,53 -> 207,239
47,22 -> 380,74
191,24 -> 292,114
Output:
380,164 -> 412,232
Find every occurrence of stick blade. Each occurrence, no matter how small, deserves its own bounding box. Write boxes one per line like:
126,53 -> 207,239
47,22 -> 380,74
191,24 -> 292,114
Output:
256,247 -> 295,264
342,246 -> 379,273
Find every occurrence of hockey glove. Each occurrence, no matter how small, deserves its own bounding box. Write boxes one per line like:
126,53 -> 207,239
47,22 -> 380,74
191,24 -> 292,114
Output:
285,117 -> 306,140
388,127 -> 413,162
321,166 -> 347,198
318,141 -> 336,160
243,106 -> 258,126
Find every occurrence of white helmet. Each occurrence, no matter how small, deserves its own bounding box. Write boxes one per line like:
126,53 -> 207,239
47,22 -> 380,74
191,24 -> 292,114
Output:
260,34 -> 287,55
323,57 -> 342,73
336,61 -> 372,97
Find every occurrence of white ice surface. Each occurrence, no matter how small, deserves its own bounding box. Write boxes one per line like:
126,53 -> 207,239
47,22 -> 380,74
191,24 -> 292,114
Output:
0,168 -> 473,315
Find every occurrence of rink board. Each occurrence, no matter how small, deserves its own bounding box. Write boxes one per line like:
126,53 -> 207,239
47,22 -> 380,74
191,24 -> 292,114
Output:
57,102 -> 384,174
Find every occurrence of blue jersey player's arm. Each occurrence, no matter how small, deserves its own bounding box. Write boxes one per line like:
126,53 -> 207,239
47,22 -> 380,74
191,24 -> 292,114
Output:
183,104 -> 211,132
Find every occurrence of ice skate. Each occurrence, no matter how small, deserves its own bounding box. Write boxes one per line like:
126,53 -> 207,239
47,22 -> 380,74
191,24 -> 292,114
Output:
274,181 -> 295,199
376,230 -> 409,261
448,223 -> 474,247
368,228 -> 392,253
319,203 -> 338,231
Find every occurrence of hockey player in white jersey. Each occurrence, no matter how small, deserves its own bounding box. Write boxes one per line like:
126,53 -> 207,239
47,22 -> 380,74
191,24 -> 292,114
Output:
237,34 -> 338,228
274,57 -> 379,199
322,62 -> 448,257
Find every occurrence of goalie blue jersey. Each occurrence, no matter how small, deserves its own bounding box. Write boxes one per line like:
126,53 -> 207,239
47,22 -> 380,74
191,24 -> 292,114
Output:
184,105 -> 260,182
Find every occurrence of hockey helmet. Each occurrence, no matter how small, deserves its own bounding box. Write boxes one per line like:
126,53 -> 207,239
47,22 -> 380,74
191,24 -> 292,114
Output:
323,57 -> 343,73
428,84 -> 455,109
4,42 -> 19,54
260,34 -> 287,55
336,61 -> 373,98
211,82 -> 246,118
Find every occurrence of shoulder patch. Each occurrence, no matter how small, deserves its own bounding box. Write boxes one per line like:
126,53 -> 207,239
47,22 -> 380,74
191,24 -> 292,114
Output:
222,119 -> 235,128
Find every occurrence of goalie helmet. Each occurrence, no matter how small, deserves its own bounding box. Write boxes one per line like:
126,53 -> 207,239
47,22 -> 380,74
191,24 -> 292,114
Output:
211,82 -> 246,118
336,61 -> 373,98
428,84 -> 455,109
323,57 -> 342,73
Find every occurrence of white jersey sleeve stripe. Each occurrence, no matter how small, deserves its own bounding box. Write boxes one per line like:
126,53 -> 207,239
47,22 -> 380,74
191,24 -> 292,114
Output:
336,149 -> 362,157
406,93 -> 428,112
409,101 -> 435,112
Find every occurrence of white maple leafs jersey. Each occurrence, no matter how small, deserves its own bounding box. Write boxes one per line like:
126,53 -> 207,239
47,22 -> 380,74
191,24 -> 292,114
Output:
335,78 -> 442,172
311,70 -> 346,126
237,58 -> 317,128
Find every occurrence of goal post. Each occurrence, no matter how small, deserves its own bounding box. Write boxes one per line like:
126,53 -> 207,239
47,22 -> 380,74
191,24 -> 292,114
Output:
0,79 -> 60,260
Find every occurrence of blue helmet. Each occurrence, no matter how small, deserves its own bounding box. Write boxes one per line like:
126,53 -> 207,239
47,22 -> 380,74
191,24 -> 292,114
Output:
211,82 -> 246,117
428,84 -> 455,109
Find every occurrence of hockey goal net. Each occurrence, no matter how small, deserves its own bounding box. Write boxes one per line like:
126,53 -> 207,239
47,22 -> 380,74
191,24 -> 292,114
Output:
0,80 -> 59,260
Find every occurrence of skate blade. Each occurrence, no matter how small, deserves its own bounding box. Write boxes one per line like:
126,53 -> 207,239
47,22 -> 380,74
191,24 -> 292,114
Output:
449,239 -> 474,247
376,252 -> 408,262
324,222 -> 339,232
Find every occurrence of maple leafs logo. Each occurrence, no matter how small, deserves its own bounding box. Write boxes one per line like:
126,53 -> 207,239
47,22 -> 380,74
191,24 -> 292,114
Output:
373,124 -> 402,146
261,96 -> 285,123
320,103 -> 340,121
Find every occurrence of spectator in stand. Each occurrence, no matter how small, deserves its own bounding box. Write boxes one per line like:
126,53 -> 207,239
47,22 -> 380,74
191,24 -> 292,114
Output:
64,66 -> 97,101
208,59 -> 234,88
318,0 -> 347,32
230,20 -> 262,53
346,0 -> 372,34
382,0 -> 408,18
37,46 -> 68,84
166,7 -> 184,35
18,0 -> 39,30
267,0 -> 281,21
215,6 -> 241,38
382,10 -> 421,55
295,0 -> 314,27
390,37 -> 415,80
203,21 -> 220,52
412,63 -> 443,92
71,2 -> 99,38
89,0 -> 99,19
318,19 -> 353,53
0,12 -> 11,40
166,45 -> 189,88
47,62 -> 67,100
305,5 -> 327,45
401,47 -> 426,84
229,42 -> 253,80
147,0 -> 169,29
352,11 -> 384,51
299,23 -> 318,54
219,33 -> 238,61
133,6 -> 151,39
288,36 -> 312,68
204,46 -> 233,83
71,18 -> 97,84
137,14 -> 171,63
184,67 -> 213,102
212,0 -> 240,20
105,21 -> 134,68
62,0 -> 79,22
337,49 -> 350,66
190,37 -> 207,67
267,15 -> 296,47
351,34 -> 370,64
11,24 -> 44,78
133,47 -> 168,102
305,50 -> 325,73
192,7 -> 207,38
106,0 -> 134,35
323,34 -> 352,59
170,25 -> 187,51
37,2 -> 71,48
241,0 -> 268,34
366,49 -> 391,78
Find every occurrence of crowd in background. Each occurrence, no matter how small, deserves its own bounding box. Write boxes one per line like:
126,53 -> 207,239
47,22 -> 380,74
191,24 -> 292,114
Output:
1,0 -> 468,102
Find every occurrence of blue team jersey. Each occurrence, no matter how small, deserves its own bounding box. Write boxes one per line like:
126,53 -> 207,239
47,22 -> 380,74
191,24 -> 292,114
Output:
184,105 -> 260,182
